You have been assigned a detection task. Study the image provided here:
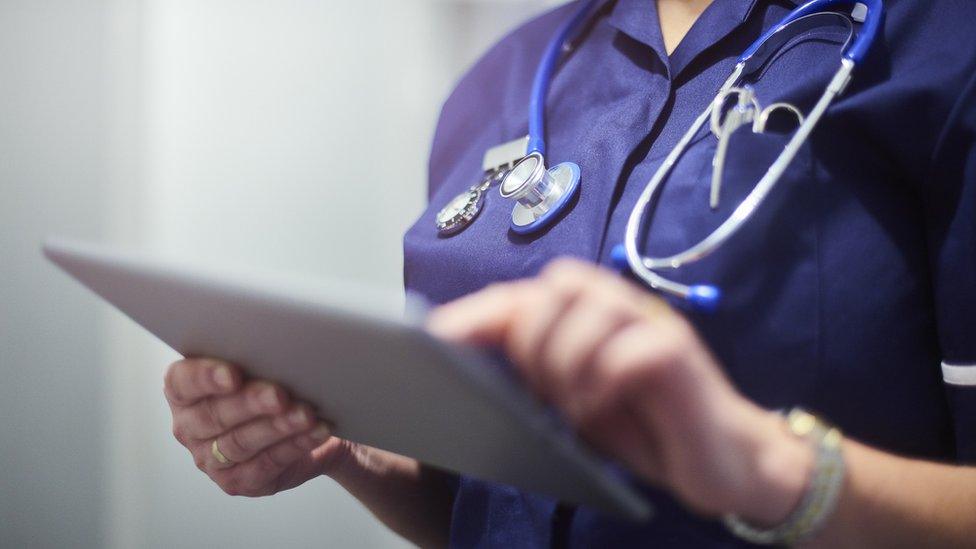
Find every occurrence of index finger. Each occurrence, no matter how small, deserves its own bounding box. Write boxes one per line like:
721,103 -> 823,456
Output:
164,358 -> 241,407
425,282 -> 528,346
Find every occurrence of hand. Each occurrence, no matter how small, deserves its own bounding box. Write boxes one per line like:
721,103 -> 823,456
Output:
164,358 -> 357,497
426,259 -> 813,526
165,359 -> 455,547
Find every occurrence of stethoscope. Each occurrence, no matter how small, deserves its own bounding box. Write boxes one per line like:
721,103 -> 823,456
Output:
435,0 -> 598,236
436,0 -> 883,312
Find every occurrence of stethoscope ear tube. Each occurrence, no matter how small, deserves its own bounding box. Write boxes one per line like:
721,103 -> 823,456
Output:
844,0 -> 883,63
738,0 -> 883,66
527,0 -> 600,157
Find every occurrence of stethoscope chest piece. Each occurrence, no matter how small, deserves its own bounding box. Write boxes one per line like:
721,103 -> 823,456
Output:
500,152 -> 581,234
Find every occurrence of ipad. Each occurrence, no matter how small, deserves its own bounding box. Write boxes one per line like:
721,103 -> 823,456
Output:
43,238 -> 651,520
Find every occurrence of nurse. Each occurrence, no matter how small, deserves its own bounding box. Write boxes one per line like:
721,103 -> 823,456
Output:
162,1 -> 976,547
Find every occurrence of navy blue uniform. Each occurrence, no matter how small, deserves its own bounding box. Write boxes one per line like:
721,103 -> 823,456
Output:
403,1 -> 976,546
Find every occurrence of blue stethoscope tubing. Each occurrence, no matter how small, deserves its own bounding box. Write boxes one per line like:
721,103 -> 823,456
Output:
530,0 -> 880,155
528,0 -> 600,157
498,0 -> 599,236
742,0 -> 882,65
616,0 -> 884,312
436,1 -> 598,238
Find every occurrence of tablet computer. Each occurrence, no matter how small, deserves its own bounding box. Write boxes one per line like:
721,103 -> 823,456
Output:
43,238 -> 651,520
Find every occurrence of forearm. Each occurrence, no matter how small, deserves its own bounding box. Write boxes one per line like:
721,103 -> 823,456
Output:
727,408 -> 976,548
808,441 -> 976,548
328,445 -> 454,548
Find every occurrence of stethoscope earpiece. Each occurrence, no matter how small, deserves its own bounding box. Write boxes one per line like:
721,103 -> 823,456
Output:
686,285 -> 722,313
610,243 -> 630,272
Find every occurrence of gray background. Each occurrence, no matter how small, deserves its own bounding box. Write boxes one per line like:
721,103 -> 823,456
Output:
0,1 -> 559,547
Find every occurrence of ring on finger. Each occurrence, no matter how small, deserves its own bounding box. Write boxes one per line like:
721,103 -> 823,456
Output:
212,439 -> 233,466
640,293 -> 672,322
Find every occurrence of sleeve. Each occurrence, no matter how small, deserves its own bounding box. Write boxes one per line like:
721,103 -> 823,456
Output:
924,70 -> 976,462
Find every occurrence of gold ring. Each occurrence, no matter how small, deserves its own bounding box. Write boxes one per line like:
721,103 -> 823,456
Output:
211,439 -> 231,465
643,294 -> 672,320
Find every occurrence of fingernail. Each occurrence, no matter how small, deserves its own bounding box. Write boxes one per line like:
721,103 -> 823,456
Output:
289,407 -> 309,427
310,423 -> 331,441
213,367 -> 234,390
260,387 -> 280,410
425,309 -> 471,343
424,310 -> 449,335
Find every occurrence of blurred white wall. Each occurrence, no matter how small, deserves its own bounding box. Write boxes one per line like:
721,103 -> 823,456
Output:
1,2 -> 114,548
1,1 -> 561,548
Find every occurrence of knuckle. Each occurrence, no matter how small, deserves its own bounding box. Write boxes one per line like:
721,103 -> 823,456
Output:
203,398 -> 226,432
163,366 -> 182,401
238,468 -> 270,496
542,257 -> 578,274
642,355 -> 685,391
635,337 -> 686,381
193,452 -> 208,472
584,272 -> 625,298
483,281 -> 513,298
226,428 -> 248,457
542,257 -> 590,281
171,423 -> 188,445
163,363 -> 176,389
256,451 -> 281,475
185,405 -> 210,433
511,280 -> 541,303
165,359 -> 187,380
172,359 -> 195,379
245,380 -> 277,404
662,317 -> 695,351
219,477 -> 243,497
577,288 -> 619,318
165,360 -> 201,403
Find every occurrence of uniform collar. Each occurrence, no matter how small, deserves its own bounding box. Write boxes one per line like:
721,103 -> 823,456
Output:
603,0 -> 804,79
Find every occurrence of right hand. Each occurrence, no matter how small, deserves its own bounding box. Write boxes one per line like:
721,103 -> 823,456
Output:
164,358 -> 353,497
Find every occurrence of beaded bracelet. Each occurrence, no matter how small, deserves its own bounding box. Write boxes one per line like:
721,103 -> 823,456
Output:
723,408 -> 846,546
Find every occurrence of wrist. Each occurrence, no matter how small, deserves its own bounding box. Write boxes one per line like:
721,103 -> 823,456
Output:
735,410 -> 815,527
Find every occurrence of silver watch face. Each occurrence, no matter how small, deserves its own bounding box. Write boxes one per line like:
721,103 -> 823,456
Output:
435,186 -> 484,236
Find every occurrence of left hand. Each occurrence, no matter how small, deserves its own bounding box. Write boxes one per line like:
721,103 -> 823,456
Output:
427,258 -> 813,525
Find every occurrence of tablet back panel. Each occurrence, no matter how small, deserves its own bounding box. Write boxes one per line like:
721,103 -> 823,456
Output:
44,238 -> 651,520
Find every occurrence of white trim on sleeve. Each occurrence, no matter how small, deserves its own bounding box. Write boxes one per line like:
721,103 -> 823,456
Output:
942,362 -> 976,387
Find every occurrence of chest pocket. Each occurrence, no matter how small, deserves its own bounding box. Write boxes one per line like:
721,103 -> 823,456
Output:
641,22 -> 851,268
639,122 -> 822,407
643,123 -> 815,286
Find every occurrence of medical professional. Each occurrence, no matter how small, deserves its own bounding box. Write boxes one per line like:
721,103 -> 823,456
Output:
162,0 -> 976,547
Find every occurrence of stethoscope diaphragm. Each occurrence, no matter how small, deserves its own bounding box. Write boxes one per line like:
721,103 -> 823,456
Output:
501,153 -> 581,234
